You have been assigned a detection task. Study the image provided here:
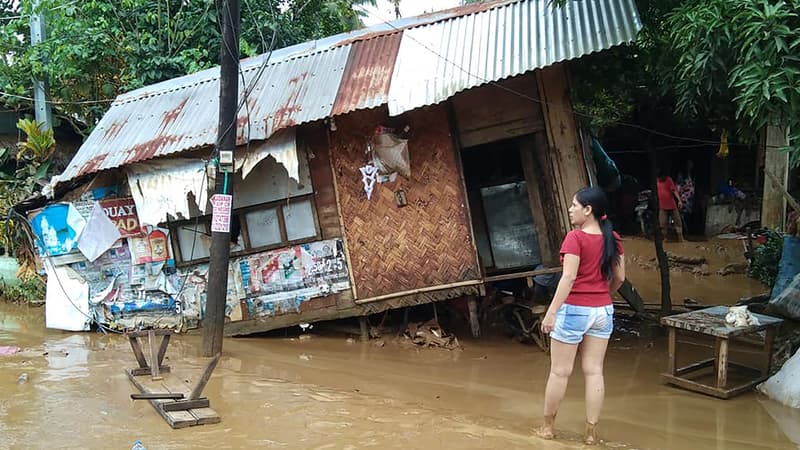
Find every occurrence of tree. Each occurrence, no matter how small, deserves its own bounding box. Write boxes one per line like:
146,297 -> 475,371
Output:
0,0 -> 375,132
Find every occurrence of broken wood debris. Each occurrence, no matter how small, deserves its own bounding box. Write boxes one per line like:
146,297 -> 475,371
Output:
402,320 -> 461,350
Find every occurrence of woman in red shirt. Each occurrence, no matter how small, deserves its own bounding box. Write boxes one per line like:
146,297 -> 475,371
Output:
535,187 -> 625,444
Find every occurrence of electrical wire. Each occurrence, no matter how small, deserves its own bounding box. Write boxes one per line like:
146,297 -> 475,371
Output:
356,5 -> 791,150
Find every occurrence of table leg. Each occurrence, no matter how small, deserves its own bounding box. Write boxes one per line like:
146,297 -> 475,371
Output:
715,337 -> 728,389
148,330 -> 162,380
762,327 -> 776,377
667,328 -> 677,375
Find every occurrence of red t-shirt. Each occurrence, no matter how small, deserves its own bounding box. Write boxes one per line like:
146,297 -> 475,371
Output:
559,230 -> 624,307
657,177 -> 678,210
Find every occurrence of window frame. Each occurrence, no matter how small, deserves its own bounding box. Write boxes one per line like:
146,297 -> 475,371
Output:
169,193 -> 320,266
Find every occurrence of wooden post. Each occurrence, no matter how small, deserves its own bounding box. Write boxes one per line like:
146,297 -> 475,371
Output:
148,330 -> 162,380
761,126 -> 789,229
762,327 -> 776,377
359,316 -> 369,341
667,328 -> 677,375
128,336 -> 149,369
467,296 -> 480,338
715,338 -> 729,388
189,353 -> 221,400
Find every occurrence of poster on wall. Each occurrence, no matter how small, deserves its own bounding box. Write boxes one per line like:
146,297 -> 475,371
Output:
99,197 -> 142,237
129,227 -> 172,265
30,203 -> 87,257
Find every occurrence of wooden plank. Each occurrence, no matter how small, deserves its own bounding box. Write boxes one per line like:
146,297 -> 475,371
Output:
126,329 -> 174,338
483,267 -> 562,283
126,369 -> 197,429
148,331 -> 161,380
156,334 -> 171,368
131,366 -> 171,377
189,353 -> 221,400
762,126 -> 790,228
519,135 -> 555,265
661,306 -> 783,338
675,358 -> 715,377
763,326 -> 777,377
162,398 -> 210,412
128,336 -> 149,369
131,393 -> 185,400
617,280 -> 647,315
715,338 -> 729,388
662,373 -> 760,399
667,328 -> 678,375
189,407 -> 222,425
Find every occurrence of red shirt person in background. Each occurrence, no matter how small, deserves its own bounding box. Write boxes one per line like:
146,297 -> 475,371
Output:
656,170 -> 684,242
535,187 -> 625,445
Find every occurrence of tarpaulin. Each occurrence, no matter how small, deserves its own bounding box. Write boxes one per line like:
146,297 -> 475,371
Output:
126,159 -> 208,226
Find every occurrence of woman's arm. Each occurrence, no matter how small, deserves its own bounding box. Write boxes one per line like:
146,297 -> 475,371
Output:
541,254 -> 579,334
609,255 -> 626,293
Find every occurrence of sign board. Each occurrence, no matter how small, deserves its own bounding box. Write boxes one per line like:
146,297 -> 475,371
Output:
99,197 -> 142,237
211,194 -> 233,233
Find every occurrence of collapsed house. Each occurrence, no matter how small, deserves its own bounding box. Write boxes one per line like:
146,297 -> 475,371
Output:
27,0 -> 642,334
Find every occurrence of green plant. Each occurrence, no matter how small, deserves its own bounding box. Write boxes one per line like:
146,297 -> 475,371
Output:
0,277 -> 45,304
749,230 -> 784,287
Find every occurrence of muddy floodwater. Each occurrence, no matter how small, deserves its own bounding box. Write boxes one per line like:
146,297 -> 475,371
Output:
623,237 -> 766,305
1,300 -> 798,450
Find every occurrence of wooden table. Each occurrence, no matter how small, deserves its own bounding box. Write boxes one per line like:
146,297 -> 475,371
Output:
661,306 -> 783,399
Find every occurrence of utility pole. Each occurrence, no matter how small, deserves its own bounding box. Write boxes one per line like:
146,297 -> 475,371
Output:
30,0 -> 53,131
202,0 -> 240,357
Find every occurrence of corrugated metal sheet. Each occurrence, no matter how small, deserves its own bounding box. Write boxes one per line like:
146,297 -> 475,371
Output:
59,45 -> 351,181
58,0 -> 641,184
387,0 -> 641,115
331,33 -> 402,116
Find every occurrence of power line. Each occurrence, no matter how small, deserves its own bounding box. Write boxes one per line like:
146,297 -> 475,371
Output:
0,91 -> 115,106
357,5 -> 791,150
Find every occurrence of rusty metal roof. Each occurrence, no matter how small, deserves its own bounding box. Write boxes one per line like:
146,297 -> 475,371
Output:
331,33 -> 402,117
58,0 -> 641,184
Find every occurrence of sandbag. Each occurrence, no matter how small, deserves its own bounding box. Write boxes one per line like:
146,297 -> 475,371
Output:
758,348 -> 800,408
772,236 -> 800,299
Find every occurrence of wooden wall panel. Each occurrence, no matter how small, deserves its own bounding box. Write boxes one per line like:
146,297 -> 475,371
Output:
303,123 -> 342,240
330,106 -> 481,299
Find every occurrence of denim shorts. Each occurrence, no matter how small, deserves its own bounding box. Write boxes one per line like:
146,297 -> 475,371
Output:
550,304 -> 614,344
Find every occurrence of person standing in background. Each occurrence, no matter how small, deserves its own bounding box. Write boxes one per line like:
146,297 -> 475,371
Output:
657,169 -> 684,242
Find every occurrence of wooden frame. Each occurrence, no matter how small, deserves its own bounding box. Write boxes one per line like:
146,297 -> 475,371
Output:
660,306 -> 782,399
170,193 -> 321,266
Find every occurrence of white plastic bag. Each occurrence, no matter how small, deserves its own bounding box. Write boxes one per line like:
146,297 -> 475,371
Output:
758,348 -> 800,408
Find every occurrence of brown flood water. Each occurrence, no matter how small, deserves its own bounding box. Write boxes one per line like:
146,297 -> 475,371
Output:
623,237 -> 766,305
2,301 -> 798,450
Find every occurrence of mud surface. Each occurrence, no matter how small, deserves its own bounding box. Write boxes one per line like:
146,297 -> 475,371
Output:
623,237 -> 766,305
1,301 -> 797,450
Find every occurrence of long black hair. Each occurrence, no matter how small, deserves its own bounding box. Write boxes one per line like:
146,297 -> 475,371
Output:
575,186 -> 620,279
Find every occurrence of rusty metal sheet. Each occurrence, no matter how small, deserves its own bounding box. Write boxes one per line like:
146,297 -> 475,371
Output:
331,33 -> 402,117
58,0 -> 642,185
59,45 -> 350,183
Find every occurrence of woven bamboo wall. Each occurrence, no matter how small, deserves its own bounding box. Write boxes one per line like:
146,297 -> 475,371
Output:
330,106 -> 480,299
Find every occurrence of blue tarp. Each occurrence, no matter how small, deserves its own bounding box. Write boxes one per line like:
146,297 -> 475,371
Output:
30,203 -> 86,257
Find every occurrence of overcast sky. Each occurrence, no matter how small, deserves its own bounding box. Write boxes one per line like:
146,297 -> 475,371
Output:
358,0 -> 462,26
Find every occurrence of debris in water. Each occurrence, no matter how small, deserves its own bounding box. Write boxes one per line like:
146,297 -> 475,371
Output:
402,320 -> 461,350
298,334 -> 313,341
299,354 -> 312,361
345,337 -> 356,344
0,346 -> 19,356
17,373 -> 28,384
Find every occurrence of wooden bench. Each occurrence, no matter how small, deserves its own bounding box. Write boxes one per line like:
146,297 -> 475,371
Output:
661,306 -> 783,399
125,329 -> 221,428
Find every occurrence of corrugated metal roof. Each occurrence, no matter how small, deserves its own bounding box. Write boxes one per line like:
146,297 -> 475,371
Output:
60,45 -> 351,181
58,0 -> 641,184
331,33 -> 402,116
387,0 -> 641,115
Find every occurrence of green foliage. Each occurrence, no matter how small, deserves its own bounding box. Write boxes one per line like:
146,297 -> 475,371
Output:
1,0 -> 375,130
749,230 -> 784,287
663,0 -> 800,159
0,278 -> 45,304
